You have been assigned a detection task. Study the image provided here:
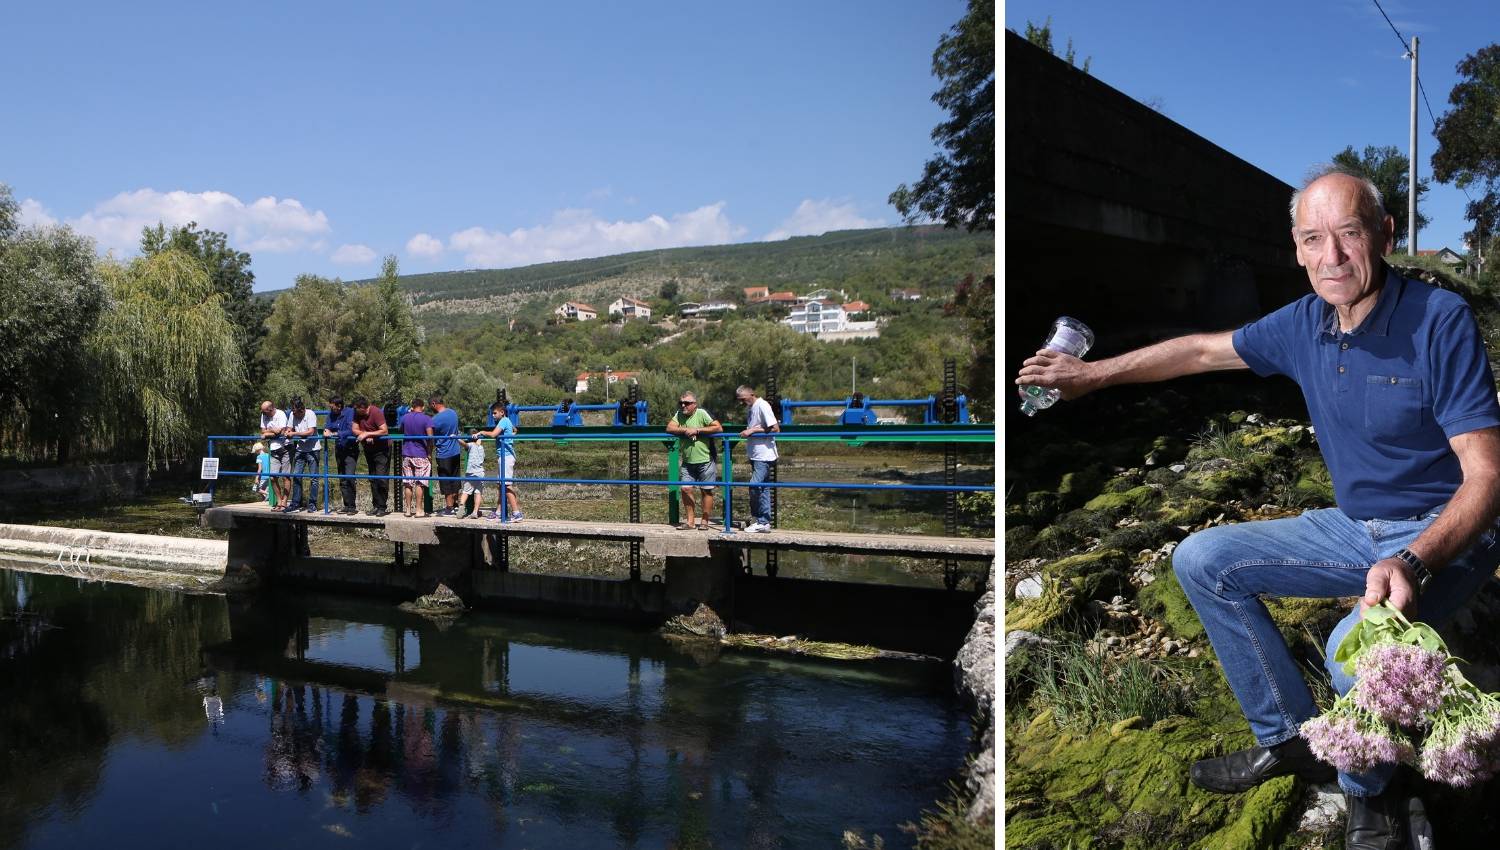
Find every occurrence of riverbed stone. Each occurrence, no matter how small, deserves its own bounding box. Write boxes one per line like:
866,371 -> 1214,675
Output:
661,602 -> 727,639
955,562 -> 996,824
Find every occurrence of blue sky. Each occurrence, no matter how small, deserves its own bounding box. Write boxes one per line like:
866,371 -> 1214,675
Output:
1003,0 -> 1498,255
4,1 -> 967,291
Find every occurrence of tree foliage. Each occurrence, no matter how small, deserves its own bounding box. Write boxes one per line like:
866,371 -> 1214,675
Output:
1331,145 -> 1429,249
1432,44 -> 1500,198
1022,16 -> 1091,73
90,249 -> 244,469
258,259 -> 424,406
0,184 -> 107,461
948,274 -> 994,420
140,221 -> 268,410
889,0 -> 995,232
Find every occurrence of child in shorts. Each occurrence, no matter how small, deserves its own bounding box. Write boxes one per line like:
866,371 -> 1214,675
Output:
458,435 -> 487,519
252,441 -> 271,499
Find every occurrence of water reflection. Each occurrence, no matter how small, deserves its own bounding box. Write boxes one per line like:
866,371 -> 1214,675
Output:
0,567 -> 969,849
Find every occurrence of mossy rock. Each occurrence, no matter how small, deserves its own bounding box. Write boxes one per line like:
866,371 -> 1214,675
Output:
1024,489 -> 1061,524
1099,520 -> 1182,555
1290,459 -> 1334,506
1084,485 -> 1160,514
1004,525 -> 1039,560
1137,568 -> 1206,642
1155,496 -> 1220,527
1185,466 -> 1264,502
1007,549 -> 1131,633
1144,466 -> 1182,486
1057,463 -> 1111,508
1005,712 -> 1302,850
1100,469 -> 1146,495
1144,435 -> 1189,467
1234,426 -> 1303,454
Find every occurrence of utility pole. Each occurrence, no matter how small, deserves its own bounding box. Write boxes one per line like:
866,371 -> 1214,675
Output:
1408,35 -> 1419,255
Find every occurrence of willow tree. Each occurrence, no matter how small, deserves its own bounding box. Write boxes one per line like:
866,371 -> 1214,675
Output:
91,249 -> 245,469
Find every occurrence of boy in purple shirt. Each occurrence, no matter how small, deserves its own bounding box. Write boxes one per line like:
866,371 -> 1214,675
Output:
399,398 -> 434,518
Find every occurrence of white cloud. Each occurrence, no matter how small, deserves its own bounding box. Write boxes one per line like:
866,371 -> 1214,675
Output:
406,232 -> 445,258
444,203 -> 745,268
64,189 -> 331,256
763,199 -> 883,241
331,243 -> 377,264
18,198 -> 58,229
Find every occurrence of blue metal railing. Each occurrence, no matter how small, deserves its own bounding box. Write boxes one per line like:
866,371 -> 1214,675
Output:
209,427 -> 994,533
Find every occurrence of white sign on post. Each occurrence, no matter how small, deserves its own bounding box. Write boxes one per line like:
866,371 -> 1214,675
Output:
200,457 -> 220,480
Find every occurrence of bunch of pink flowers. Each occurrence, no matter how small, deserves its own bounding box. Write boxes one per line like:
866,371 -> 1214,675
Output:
1300,601 -> 1500,787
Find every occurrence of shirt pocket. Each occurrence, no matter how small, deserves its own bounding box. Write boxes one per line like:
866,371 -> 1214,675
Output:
1364,375 -> 1424,437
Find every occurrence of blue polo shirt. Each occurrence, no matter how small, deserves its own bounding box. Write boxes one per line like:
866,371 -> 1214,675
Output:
326,405 -> 356,446
430,407 -> 461,458
1233,269 -> 1500,520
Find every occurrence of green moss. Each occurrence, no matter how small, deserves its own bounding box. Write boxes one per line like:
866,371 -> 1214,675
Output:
1057,464 -> 1110,508
1235,426 -> 1303,454
1156,496 -> 1220,527
1024,489 -> 1061,523
1185,466 -> 1263,502
1291,459 -> 1334,506
1137,569 -> 1206,642
1099,521 -> 1180,555
1083,485 -> 1160,514
1145,435 -> 1189,467
1007,549 -> 1131,634
1005,709 -> 1301,850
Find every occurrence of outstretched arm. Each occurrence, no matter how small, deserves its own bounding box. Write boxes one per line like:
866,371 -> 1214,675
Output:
1014,331 -> 1247,400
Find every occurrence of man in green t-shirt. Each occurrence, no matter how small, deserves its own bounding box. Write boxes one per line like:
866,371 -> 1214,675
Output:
665,391 -> 723,530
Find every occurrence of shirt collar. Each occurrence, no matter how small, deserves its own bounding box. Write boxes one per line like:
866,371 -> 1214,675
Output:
1318,265 -> 1402,339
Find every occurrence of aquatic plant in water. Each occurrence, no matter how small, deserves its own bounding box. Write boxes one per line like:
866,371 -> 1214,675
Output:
1301,601 -> 1500,786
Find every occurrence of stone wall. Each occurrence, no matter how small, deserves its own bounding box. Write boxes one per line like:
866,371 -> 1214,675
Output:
954,562 -> 996,824
0,523 -> 226,574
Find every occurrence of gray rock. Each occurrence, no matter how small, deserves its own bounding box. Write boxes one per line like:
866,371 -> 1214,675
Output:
1013,576 -> 1043,599
955,562 -> 997,824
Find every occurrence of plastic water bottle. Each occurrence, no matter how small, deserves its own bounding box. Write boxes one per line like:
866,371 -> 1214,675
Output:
1018,316 -> 1094,416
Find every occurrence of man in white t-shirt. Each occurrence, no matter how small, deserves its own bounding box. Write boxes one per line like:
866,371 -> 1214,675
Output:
258,400 -> 292,511
286,397 -> 322,512
735,384 -> 779,532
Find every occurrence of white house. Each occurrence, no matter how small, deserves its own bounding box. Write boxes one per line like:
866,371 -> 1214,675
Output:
608,296 -> 652,319
555,301 -> 598,321
681,300 -> 738,318
782,300 -> 848,334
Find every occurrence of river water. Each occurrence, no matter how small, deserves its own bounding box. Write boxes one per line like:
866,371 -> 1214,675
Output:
0,568 -> 971,849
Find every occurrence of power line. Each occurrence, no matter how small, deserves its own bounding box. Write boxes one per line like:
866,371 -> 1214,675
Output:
1369,0 -> 1411,53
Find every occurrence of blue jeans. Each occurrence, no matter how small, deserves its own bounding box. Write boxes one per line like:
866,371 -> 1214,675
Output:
748,459 -> 775,525
289,450 -> 322,509
1172,507 -> 1500,796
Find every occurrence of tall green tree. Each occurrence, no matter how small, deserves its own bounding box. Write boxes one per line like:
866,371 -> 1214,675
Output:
90,249 -> 244,469
0,184 -> 107,462
1433,44 -> 1500,244
362,255 -> 423,402
140,221 -> 269,415
1331,145 -> 1429,250
948,273 -> 993,420
889,0 -> 995,232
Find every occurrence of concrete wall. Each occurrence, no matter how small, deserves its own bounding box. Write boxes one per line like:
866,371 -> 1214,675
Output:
1005,31 -> 1308,376
0,523 -> 226,574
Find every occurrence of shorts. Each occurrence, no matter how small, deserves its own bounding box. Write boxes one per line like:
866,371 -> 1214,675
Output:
268,448 -> 291,475
461,474 -> 484,496
402,456 -> 431,485
436,454 -> 461,495
496,454 -> 516,484
681,460 -> 716,491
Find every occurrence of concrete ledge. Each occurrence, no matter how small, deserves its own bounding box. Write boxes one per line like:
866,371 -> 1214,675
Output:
0,523 -> 226,575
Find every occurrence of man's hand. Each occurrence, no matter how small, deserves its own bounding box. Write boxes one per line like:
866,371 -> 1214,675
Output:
1015,350 -> 1096,401
1362,557 -> 1419,618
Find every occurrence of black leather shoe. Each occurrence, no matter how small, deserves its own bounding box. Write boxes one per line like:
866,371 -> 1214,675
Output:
1189,736 -> 1335,793
1346,785 -> 1410,850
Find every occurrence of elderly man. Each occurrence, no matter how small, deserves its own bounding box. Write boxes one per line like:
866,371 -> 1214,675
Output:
285,397 -> 322,512
258,400 -> 292,511
1015,167 -> 1500,849
665,391 -> 722,530
736,384 -> 780,533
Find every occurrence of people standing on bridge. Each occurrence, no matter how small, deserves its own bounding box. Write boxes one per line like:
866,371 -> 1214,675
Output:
399,398 -> 434,518
472,401 -> 522,521
251,441 -> 270,500
736,385 -> 779,533
666,391 -> 722,530
1014,167 -> 1500,850
259,400 -> 293,511
322,396 -> 359,515
352,396 -> 390,517
456,435 -> 487,519
428,395 -> 462,517
286,397 -> 322,512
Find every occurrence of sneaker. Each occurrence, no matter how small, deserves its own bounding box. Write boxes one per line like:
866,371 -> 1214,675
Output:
748,522 -> 772,533
510,512 -> 524,523
374,508 -> 389,517
436,507 -> 457,518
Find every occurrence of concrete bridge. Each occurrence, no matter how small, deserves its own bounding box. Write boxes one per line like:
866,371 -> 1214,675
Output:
203,503 -> 993,655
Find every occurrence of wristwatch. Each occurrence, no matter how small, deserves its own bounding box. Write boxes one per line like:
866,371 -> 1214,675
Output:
1391,547 -> 1432,592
